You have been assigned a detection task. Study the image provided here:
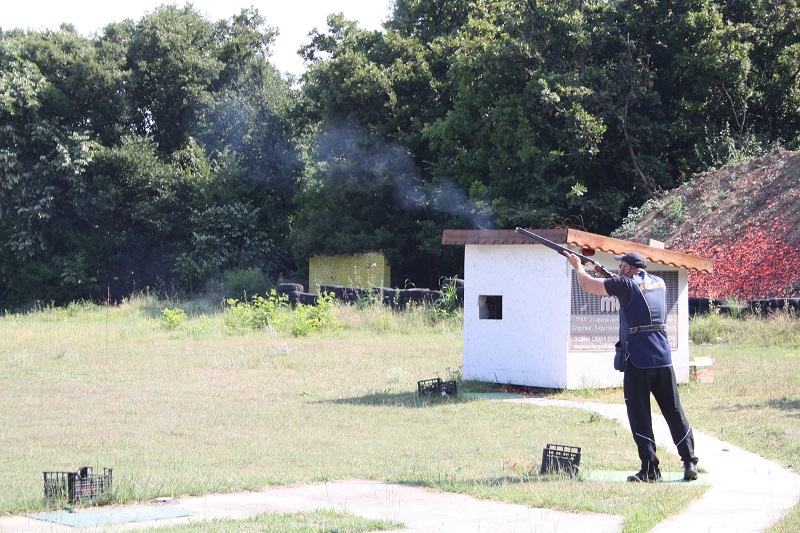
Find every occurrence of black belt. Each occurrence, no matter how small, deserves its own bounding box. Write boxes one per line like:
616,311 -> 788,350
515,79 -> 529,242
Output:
629,324 -> 667,334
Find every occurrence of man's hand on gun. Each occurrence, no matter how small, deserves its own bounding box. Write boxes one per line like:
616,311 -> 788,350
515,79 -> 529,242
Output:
564,250 -> 583,271
564,249 -> 609,295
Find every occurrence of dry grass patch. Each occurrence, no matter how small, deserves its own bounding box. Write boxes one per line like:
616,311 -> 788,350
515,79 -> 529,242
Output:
1,298 -> 710,533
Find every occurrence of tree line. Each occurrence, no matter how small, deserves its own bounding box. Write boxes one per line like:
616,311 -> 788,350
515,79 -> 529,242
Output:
2,0 -> 798,309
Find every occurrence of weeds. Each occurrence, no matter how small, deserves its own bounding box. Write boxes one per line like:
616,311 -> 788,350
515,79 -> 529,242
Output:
690,311 -> 739,344
161,308 -> 188,330
611,196 -> 687,241
223,290 -> 340,337
436,278 -> 462,315
690,309 -> 800,347
287,293 -> 340,337
222,290 -> 287,334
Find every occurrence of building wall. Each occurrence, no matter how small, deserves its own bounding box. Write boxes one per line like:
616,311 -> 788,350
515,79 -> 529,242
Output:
675,268 -> 690,383
309,253 -> 391,292
463,245 -> 572,388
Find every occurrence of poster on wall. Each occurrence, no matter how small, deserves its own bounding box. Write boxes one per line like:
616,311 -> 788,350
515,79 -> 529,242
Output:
569,271 -> 679,351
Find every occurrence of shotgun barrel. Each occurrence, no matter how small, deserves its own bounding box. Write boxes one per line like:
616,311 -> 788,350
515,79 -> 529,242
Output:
514,227 -> 614,278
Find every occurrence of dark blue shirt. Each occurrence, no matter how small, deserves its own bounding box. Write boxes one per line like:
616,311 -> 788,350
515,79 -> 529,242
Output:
604,272 -> 672,368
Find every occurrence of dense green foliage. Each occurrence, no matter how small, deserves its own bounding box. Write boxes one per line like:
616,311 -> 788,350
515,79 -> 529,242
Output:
297,0 -> 800,239
0,7 -> 298,307
2,0 -> 800,309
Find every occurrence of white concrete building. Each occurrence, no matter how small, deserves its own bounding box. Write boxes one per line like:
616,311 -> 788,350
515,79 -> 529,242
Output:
442,229 -> 713,389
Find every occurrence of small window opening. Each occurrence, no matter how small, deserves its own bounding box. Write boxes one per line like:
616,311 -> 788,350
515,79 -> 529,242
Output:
478,295 -> 503,320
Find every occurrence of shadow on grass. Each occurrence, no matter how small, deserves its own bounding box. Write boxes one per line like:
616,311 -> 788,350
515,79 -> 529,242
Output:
322,391 -> 477,408
460,381 -> 565,396
765,397 -> 800,417
718,398 -> 800,418
426,473 -> 583,490
322,383 -> 568,409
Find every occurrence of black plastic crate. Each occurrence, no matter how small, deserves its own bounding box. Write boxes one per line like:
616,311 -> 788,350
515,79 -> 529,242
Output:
418,378 -> 441,396
539,444 -> 581,476
441,380 -> 457,396
417,378 -> 457,397
44,466 -> 113,503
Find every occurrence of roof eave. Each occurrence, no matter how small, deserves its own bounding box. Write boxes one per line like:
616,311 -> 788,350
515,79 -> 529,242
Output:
442,229 -> 713,273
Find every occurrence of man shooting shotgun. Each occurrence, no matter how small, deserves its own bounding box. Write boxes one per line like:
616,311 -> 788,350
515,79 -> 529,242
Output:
516,227 -> 699,483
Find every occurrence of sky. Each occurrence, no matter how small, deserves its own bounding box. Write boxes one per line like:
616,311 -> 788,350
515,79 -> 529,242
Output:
2,0 -> 394,77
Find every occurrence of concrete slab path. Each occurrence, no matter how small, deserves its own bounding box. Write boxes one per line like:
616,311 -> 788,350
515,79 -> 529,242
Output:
1,481 -> 623,533
509,398 -> 800,532
1,398 -> 798,532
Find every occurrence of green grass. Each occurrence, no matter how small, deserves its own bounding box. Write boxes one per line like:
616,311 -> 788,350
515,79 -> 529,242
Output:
157,509 -> 402,532
2,297 -> 798,532
686,312 -> 800,533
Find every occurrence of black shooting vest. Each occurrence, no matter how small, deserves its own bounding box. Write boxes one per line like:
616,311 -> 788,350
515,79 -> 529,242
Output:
619,271 -> 672,369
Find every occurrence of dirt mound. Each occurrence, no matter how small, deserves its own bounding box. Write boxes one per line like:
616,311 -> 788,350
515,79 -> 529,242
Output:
618,148 -> 800,299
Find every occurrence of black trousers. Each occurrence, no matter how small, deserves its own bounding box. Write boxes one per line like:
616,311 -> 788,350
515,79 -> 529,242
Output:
623,364 -> 698,471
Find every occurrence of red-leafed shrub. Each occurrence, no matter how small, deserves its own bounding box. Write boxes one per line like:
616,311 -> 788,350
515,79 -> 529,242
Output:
619,149 -> 800,299
682,221 -> 800,299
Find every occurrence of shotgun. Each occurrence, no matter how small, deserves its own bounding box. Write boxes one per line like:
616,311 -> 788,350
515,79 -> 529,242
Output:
515,227 -> 614,278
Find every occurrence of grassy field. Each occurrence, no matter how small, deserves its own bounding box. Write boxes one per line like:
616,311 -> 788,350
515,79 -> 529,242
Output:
1,297 -> 798,532
680,311 -> 800,533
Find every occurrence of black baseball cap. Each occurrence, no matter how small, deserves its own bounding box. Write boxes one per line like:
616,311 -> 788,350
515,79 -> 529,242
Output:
614,251 -> 647,269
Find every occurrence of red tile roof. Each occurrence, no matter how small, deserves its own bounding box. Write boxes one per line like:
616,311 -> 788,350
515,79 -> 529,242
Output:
442,229 -> 713,273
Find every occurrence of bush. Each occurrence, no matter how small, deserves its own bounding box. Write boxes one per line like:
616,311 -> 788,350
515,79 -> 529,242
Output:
289,294 -> 340,337
161,307 -> 188,330
222,291 -> 339,337
612,196 -> 687,241
223,268 -> 270,300
435,278 -> 462,315
222,291 -> 287,334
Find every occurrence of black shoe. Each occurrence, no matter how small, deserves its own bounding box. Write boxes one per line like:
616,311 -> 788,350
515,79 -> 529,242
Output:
627,468 -> 661,483
684,462 -> 698,481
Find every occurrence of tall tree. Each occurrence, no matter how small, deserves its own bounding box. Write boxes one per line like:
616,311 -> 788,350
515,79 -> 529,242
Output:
0,30 -> 105,305
295,13 -> 469,286
297,0 -> 800,250
0,7 -> 300,308
127,5 -> 223,154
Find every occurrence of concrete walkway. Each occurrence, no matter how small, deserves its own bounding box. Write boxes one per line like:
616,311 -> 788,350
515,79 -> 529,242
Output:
2,398 -> 799,532
0,480 -> 622,533
510,398 -> 800,532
